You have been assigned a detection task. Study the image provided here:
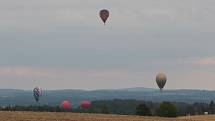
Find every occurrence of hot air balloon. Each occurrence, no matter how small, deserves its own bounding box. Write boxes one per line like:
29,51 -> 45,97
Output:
60,100 -> 71,110
156,73 -> 167,91
99,9 -> 109,25
33,87 -> 42,102
80,100 -> 91,109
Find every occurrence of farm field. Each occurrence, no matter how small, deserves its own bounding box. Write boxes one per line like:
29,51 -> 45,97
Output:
0,111 -> 214,121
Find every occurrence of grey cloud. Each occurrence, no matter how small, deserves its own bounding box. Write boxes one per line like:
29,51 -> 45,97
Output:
0,0 -> 214,89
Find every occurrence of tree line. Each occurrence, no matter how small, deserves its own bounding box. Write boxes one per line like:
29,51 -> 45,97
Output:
1,99 -> 215,117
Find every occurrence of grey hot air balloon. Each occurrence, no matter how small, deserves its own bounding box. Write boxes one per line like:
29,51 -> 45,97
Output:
156,73 -> 167,91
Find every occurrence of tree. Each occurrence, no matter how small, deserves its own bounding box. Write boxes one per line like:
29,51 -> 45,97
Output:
136,103 -> 152,116
100,103 -> 109,114
193,102 -> 208,115
156,101 -> 177,117
209,101 -> 215,114
185,105 -> 195,115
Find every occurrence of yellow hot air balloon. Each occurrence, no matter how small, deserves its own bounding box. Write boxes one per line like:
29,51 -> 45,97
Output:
156,73 -> 167,91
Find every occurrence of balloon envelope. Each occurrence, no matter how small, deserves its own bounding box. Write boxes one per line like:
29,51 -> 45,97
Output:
156,73 -> 167,90
33,87 -> 42,102
80,100 -> 91,109
60,100 -> 71,110
99,9 -> 109,24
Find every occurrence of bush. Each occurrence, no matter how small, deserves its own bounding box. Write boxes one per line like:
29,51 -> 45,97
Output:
136,103 -> 152,116
156,101 -> 177,117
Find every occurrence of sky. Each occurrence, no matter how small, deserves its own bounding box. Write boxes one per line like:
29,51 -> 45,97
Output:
0,0 -> 215,90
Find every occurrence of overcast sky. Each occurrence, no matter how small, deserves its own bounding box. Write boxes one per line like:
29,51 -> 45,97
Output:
0,0 -> 215,90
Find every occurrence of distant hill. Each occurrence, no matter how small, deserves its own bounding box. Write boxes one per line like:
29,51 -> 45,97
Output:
0,87 -> 214,107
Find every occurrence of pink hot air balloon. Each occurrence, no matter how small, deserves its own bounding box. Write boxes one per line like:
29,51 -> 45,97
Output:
80,100 -> 91,109
60,100 -> 71,110
99,9 -> 109,25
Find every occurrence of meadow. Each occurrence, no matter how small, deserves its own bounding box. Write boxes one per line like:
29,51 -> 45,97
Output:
0,111 -> 214,121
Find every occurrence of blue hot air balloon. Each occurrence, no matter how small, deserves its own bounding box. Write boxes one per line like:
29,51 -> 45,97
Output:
33,87 -> 42,102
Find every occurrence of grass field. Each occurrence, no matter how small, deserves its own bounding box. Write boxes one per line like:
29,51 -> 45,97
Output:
0,111 -> 214,121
